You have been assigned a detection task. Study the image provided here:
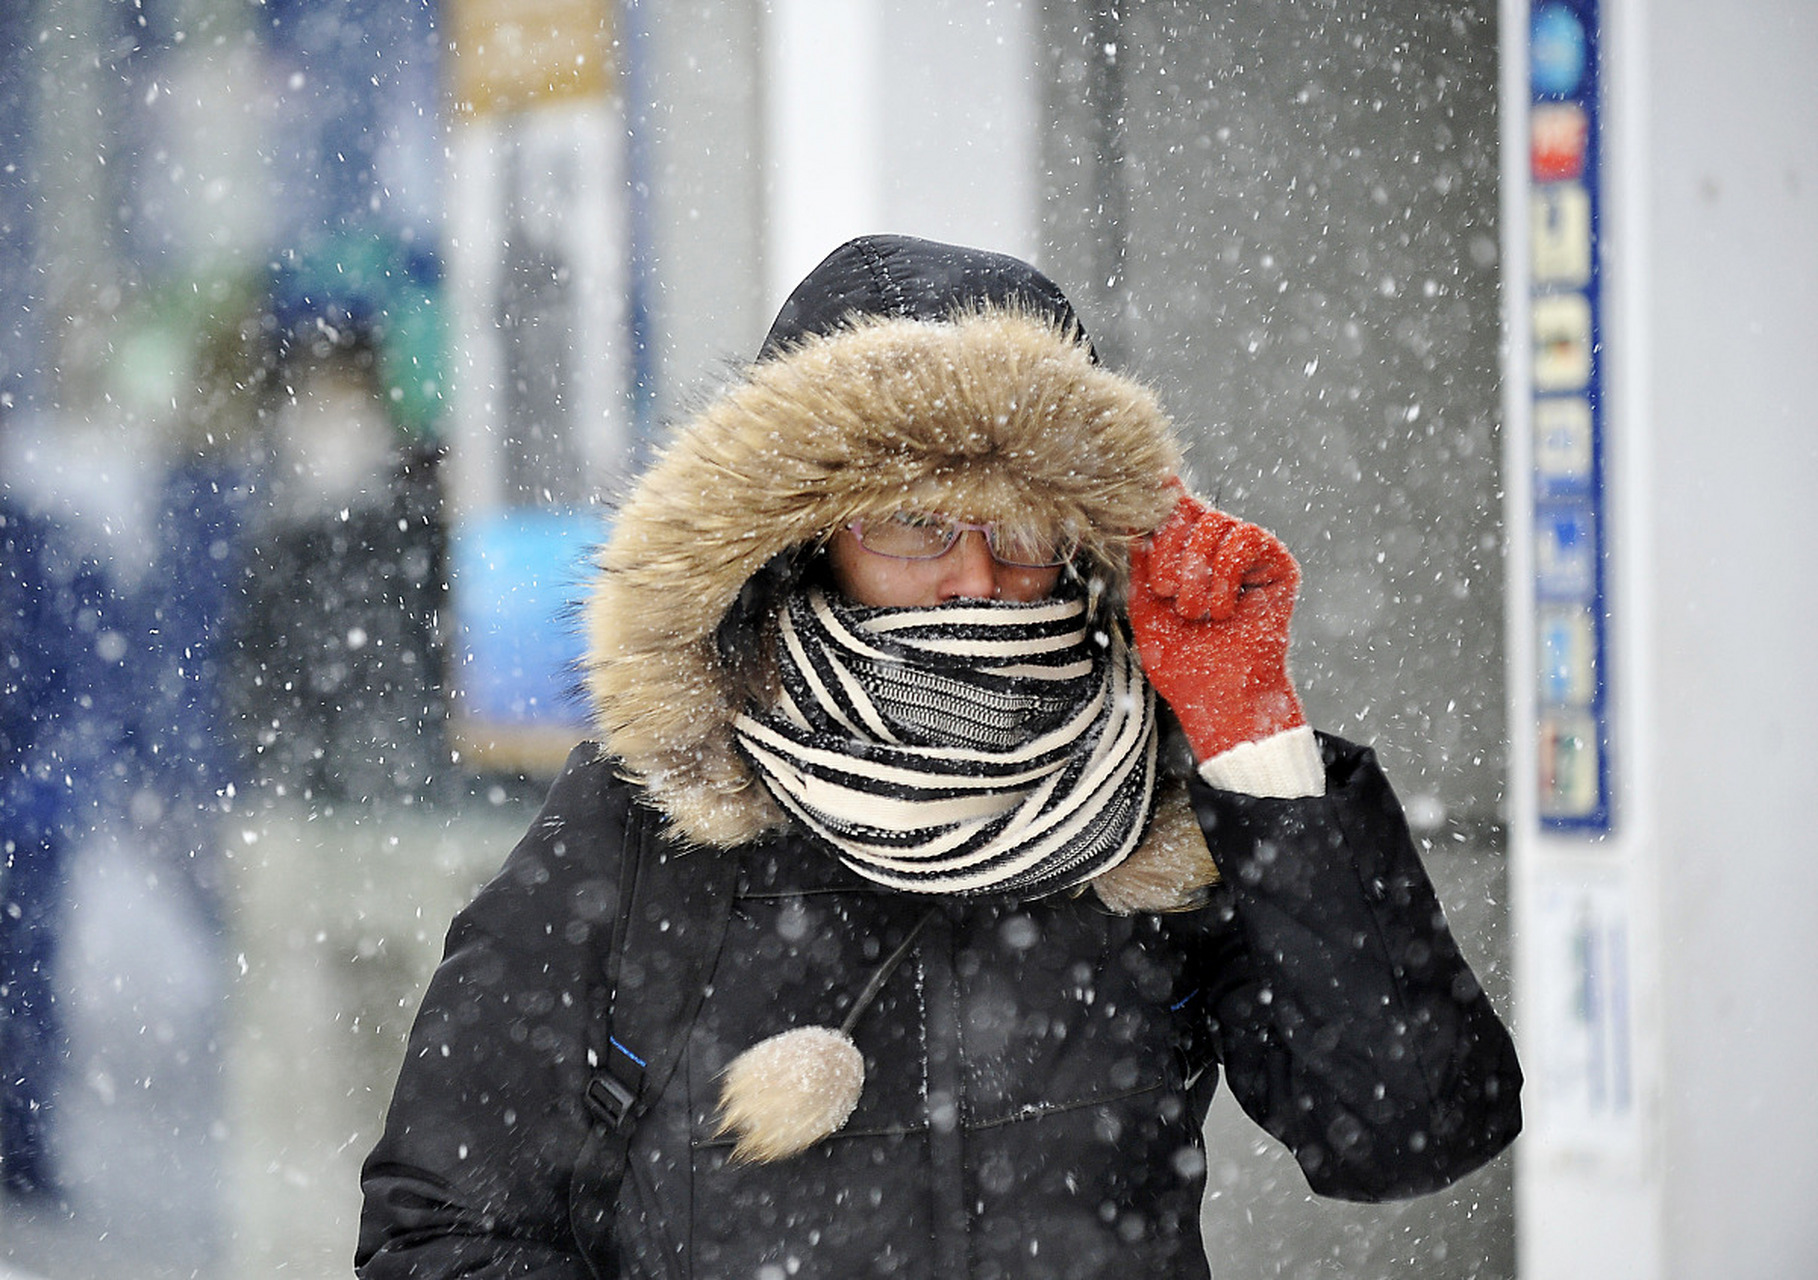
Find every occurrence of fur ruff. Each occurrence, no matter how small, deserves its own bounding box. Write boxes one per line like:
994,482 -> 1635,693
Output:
1082,778 -> 1222,913
583,307 -> 1212,912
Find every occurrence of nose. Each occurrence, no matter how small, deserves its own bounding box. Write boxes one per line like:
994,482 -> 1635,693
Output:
937,530 -> 1002,600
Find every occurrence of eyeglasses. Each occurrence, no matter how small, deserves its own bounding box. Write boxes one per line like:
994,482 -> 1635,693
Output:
847,513 -> 1078,568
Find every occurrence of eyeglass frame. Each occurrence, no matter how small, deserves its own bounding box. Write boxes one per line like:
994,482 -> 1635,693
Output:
844,514 -> 1080,569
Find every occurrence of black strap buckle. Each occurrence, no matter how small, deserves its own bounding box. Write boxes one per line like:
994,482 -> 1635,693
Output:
585,1073 -> 636,1127
585,1037 -> 646,1129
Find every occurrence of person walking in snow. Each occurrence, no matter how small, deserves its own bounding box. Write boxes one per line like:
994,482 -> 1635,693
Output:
357,235 -> 1519,1279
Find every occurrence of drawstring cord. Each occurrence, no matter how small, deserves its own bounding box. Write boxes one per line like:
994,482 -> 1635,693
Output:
716,906 -> 942,1162
840,908 -> 938,1037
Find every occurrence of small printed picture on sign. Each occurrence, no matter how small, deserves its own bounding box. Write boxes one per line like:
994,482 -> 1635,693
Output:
1532,103 -> 1590,183
1533,293 -> 1594,391
1532,183 -> 1592,287
1535,395 -> 1594,491
1531,3 -> 1590,98
1539,605 -> 1598,706
1536,501 -> 1598,599
1539,709 -> 1602,819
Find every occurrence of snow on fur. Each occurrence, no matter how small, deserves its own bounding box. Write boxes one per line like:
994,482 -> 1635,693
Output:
716,1026 -> 866,1164
582,308 -> 1182,851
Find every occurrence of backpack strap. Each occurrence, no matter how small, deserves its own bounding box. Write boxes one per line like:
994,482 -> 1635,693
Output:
569,796 -> 739,1261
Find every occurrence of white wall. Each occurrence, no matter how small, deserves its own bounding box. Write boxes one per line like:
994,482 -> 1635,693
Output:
1644,1 -> 1818,1274
635,0 -> 770,420
761,0 -> 1040,312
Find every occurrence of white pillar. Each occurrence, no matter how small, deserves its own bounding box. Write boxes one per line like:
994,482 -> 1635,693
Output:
760,0 -> 1041,311
1507,2 -> 1818,1276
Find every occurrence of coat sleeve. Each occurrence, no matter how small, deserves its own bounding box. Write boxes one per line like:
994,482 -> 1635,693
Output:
1169,733 -> 1522,1202
355,746 -> 628,1279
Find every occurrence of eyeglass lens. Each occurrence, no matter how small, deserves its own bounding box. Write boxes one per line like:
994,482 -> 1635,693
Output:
854,513 -> 1072,567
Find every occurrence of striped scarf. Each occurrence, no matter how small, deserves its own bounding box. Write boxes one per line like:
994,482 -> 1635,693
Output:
732,586 -> 1158,898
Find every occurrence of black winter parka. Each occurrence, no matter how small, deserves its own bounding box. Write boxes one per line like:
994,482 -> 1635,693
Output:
357,733 -> 1519,1279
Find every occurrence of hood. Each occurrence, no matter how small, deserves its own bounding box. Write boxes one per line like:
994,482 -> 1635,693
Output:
581,237 -> 1185,848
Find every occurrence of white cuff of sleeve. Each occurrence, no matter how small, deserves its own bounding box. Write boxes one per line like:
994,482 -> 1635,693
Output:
1195,724 -> 1326,798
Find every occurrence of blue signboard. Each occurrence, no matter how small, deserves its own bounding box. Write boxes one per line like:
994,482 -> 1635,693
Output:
1529,0 -> 1611,831
450,510 -> 597,738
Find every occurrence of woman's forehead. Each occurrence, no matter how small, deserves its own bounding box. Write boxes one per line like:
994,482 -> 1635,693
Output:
850,478 -> 1077,526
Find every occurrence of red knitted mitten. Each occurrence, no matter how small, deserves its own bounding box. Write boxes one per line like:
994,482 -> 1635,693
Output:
1127,485 -> 1307,762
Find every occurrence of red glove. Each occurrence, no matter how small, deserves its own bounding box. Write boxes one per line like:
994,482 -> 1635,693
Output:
1127,485 -> 1306,761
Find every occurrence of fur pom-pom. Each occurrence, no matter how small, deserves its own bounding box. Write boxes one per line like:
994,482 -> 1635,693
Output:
716,1026 -> 865,1163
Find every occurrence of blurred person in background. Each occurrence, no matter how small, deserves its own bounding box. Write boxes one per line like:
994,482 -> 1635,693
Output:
0,452 -> 118,1204
231,319 -> 447,810
125,437 -> 254,931
211,286 -> 458,1278
357,236 -> 1520,1278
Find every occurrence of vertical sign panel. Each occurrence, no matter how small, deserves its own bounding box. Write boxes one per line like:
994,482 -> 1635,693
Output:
1529,0 -> 1611,831
1529,876 -> 1636,1142
444,0 -> 636,774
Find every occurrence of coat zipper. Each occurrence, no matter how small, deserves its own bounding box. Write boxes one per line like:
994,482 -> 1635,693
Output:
922,906 -> 968,1277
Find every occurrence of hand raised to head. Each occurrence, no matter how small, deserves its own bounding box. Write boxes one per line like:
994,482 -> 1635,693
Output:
1127,482 -> 1306,761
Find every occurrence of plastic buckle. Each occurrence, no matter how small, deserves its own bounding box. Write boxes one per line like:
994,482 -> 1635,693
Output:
586,1036 -> 646,1129
586,1072 -> 638,1128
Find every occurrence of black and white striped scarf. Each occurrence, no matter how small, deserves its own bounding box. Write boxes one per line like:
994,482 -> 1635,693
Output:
732,586 -> 1158,897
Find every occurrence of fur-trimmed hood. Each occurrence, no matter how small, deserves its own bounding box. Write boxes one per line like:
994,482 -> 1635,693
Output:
581,239 -> 1186,851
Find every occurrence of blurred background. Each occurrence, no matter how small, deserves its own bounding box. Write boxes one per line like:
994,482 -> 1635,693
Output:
2,1 -> 1813,1278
